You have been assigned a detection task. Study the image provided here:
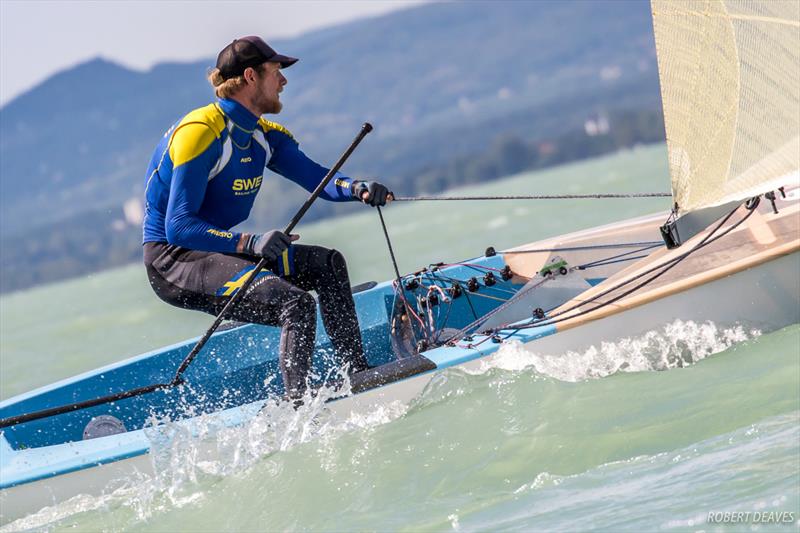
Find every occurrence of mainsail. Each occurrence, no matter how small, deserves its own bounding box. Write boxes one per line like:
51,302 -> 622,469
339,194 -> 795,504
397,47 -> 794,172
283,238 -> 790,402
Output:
651,0 -> 800,247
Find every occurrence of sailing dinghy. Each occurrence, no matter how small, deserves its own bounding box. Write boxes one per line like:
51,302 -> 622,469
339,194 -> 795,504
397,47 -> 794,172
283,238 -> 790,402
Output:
1,0 -> 798,525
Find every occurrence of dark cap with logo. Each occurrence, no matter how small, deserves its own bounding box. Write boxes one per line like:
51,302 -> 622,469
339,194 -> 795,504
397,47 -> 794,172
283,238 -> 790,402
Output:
216,36 -> 298,80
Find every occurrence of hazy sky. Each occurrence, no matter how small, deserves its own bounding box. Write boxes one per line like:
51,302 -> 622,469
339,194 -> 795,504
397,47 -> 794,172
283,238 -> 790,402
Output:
0,0 -> 426,106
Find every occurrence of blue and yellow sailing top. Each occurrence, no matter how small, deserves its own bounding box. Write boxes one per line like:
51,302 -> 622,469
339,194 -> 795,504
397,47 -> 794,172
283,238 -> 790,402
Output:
142,98 -> 355,253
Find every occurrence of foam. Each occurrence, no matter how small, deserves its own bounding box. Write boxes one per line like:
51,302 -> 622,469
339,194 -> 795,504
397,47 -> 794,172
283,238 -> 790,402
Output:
468,319 -> 759,381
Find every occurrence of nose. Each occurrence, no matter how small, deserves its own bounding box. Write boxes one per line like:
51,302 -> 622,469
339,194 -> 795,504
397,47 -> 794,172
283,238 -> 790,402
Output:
278,71 -> 287,86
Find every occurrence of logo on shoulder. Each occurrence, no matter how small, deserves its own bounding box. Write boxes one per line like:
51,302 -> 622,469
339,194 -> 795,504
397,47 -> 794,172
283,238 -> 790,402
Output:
206,228 -> 233,239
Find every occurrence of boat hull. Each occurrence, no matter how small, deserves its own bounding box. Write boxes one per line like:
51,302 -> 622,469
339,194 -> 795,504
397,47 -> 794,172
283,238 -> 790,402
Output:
519,249 -> 800,356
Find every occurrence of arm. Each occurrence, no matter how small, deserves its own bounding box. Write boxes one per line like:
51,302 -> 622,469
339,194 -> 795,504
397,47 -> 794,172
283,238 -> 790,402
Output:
265,130 -> 355,201
164,123 -> 242,253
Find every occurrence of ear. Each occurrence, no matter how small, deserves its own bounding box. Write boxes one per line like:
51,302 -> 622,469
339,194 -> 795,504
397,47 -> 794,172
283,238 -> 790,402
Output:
243,67 -> 257,85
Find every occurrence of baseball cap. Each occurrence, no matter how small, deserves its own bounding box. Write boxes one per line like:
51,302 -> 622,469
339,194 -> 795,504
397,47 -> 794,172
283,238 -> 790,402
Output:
216,36 -> 298,80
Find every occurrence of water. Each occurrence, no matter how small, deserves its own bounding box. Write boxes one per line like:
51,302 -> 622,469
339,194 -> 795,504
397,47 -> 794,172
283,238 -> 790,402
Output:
2,145 -> 799,531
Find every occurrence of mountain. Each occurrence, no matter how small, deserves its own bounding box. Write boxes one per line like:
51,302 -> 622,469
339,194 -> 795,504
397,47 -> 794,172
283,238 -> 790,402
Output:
0,0 -> 662,293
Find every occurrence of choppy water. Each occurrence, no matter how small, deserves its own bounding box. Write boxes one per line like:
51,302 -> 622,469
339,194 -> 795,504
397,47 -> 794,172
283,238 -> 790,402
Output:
2,146 -> 799,531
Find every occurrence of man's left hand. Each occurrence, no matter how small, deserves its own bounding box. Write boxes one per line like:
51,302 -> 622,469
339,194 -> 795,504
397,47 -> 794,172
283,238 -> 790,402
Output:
352,180 -> 393,207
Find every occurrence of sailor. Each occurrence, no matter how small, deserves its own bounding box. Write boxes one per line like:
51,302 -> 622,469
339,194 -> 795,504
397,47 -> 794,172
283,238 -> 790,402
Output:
142,36 -> 391,400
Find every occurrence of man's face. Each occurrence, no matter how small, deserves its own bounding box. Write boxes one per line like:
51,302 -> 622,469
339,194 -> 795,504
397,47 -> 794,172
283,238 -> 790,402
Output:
251,62 -> 286,115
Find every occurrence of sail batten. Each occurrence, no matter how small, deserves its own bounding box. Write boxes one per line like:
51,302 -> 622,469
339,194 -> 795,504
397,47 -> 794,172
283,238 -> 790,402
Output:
652,0 -> 800,246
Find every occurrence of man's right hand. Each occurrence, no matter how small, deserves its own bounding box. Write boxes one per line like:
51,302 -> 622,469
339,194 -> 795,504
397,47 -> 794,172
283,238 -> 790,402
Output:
352,180 -> 393,207
243,230 -> 297,261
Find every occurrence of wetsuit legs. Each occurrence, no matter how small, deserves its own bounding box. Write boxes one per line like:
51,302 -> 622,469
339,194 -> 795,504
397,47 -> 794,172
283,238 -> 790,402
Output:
289,246 -> 369,373
275,292 -> 317,398
230,285 -> 318,398
143,242 -> 367,400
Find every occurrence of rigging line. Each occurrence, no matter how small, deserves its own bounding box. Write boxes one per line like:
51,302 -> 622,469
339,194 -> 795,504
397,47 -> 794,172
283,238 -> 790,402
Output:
426,263 -> 516,294
434,297 -> 456,343
461,285 -> 480,322
446,278 -> 550,347
389,283 -> 424,334
418,275 -> 517,300
423,274 -> 457,337
486,201 -> 756,335
406,270 -> 481,320
393,193 -> 671,202
456,291 -> 508,303
420,272 -> 451,302
426,283 -> 450,301
446,275 -> 552,343
444,264 -> 520,292
502,241 -> 664,254
393,280 -> 427,333
576,243 -> 663,269
417,294 -> 435,337
439,262 -> 505,274
578,254 -> 651,269
420,275 -> 517,296
377,207 -> 402,282
420,283 -> 448,334
397,286 -> 427,331
415,270 -> 482,321
378,207 -> 421,345
421,270 -> 450,295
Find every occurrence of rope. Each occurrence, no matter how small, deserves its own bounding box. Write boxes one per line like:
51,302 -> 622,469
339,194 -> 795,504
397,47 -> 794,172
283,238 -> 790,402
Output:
421,271 -> 517,298
502,241 -> 664,254
576,243 -> 663,269
376,207 -> 401,281
442,275 -> 553,344
578,254 -> 651,269
393,193 -> 671,202
377,206 -> 421,345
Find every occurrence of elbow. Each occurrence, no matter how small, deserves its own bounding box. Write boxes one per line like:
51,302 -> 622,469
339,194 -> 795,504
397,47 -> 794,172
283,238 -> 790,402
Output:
164,226 -> 182,247
165,218 -> 190,248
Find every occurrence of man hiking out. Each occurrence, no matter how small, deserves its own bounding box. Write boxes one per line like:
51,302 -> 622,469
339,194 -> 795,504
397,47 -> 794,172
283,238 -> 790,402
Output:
142,36 -> 391,401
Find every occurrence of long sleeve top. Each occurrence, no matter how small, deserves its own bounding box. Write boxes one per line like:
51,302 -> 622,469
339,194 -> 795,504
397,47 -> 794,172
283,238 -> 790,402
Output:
142,98 -> 354,252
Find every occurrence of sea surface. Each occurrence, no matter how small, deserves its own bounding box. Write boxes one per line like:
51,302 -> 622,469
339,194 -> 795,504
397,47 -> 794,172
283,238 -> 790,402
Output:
1,145 -> 798,532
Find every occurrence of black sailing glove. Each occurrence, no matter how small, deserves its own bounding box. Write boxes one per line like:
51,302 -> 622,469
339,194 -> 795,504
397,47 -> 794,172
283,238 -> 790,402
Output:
244,230 -> 293,261
352,180 -> 393,207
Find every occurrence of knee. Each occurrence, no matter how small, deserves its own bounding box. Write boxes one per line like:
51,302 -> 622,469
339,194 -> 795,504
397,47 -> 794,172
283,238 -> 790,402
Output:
326,249 -> 350,284
281,291 -> 317,324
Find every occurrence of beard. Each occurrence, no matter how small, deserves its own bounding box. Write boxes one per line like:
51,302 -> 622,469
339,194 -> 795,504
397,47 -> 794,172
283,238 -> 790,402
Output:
252,91 -> 282,115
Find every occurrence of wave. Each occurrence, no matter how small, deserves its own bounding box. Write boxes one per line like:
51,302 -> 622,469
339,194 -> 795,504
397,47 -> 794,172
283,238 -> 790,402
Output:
470,319 -> 759,381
